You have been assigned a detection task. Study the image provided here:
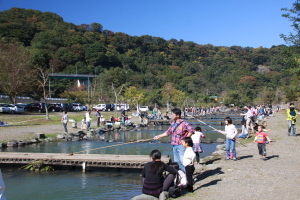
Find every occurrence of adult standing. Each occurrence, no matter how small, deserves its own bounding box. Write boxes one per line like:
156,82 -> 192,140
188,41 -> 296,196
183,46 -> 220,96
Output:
96,110 -> 101,127
153,108 -> 194,173
241,106 -> 254,134
61,110 -> 68,134
86,110 -> 92,131
287,103 -> 297,136
121,108 -> 126,124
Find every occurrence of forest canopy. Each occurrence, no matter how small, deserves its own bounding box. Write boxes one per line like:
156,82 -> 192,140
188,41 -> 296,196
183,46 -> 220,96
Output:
0,7 -> 299,107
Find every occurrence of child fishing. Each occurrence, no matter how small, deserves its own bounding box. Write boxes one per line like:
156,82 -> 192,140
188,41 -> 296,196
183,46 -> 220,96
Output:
218,117 -> 238,160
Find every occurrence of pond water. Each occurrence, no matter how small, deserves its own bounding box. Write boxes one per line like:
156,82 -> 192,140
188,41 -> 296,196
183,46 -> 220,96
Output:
1,114 -> 242,200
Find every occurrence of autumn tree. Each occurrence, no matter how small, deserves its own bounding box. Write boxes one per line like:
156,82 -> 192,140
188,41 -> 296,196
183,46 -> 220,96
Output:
162,82 -> 185,110
0,43 -> 34,103
123,86 -> 146,111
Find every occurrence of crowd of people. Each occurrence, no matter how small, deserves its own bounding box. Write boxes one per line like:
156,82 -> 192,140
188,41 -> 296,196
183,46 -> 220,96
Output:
132,103 -> 298,199
59,103 -> 296,199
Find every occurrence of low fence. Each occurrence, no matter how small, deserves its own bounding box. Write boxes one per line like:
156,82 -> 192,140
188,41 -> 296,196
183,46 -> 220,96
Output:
0,95 -> 68,104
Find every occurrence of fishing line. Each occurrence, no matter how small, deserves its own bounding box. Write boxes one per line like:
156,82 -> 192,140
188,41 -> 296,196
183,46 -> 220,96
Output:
187,114 -> 247,147
71,138 -> 154,155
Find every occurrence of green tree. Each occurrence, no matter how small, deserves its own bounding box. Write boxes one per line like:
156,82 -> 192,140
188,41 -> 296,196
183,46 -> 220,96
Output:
123,86 -> 146,111
162,82 -> 185,109
281,1 -> 300,75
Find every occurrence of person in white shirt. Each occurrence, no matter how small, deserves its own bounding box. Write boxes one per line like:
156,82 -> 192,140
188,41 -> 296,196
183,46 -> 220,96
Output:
238,121 -> 249,139
240,106 -> 254,133
85,110 -> 92,131
218,117 -> 238,160
61,111 -> 68,134
181,137 -> 195,192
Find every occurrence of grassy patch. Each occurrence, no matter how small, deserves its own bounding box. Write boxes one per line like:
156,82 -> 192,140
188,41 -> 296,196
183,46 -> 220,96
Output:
45,134 -> 58,138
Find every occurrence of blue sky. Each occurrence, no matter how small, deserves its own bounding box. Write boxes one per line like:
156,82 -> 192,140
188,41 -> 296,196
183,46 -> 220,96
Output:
0,0 -> 296,48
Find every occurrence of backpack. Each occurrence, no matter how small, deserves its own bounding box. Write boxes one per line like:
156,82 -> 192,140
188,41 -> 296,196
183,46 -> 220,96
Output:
168,185 -> 181,198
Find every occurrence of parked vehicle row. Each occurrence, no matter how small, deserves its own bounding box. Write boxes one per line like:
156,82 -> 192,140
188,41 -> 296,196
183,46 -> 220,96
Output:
0,103 -> 25,114
0,102 -> 88,114
92,104 -> 130,112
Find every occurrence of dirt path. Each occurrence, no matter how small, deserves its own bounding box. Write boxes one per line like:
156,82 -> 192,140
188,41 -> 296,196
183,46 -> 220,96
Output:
178,111 -> 300,200
0,123 -> 64,142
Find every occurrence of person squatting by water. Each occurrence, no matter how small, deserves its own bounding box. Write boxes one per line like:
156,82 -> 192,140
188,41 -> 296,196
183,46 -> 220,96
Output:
153,108 -> 194,173
287,103 -> 297,136
238,120 -> 248,139
218,117 -> 238,160
191,126 -> 205,164
253,125 -> 271,160
131,149 -> 177,200
168,162 -> 187,192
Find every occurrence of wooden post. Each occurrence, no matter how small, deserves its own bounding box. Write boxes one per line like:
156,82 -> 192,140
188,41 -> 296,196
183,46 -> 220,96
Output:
82,162 -> 86,173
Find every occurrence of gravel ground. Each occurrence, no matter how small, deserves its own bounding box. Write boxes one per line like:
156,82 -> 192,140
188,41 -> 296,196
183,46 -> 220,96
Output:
178,111 -> 300,200
0,112 -> 84,142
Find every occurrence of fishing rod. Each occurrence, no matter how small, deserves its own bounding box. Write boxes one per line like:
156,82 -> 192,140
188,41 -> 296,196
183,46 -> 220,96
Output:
187,114 -> 247,147
71,138 -> 154,155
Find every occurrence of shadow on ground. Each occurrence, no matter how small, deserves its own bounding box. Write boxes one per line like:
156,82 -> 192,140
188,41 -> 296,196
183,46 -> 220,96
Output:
194,167 -> 224,183
238,155 -> 253,160
204,158 -> 221,165
266,155 -> 280,160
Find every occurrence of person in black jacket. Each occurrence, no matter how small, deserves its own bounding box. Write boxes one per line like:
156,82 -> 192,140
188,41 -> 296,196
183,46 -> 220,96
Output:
141,149 -> 177,198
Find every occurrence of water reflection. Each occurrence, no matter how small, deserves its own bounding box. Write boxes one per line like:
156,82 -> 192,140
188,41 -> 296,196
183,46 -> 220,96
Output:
1,114 -> 241,200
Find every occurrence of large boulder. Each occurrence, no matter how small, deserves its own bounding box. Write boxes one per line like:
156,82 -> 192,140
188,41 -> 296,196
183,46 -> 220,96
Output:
35,133 -> 46,139
215,144 -> 226,151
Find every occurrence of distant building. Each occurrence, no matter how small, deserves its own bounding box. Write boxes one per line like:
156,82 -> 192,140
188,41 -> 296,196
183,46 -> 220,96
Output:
209,96 -> 221,102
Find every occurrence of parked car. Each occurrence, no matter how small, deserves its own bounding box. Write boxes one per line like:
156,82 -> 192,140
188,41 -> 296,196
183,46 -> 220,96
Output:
65,103 -> 74,111
93,104 -> 106,111
8,104 -> 24,114
115,104 -> 130,111
72,103 -> 85,111
139,106 -> 149,112
24,103 -> 46,113
105,104 -> 115,111
47,103 -> 70,112
0,103 -> 10,113
48,103 -> 62,112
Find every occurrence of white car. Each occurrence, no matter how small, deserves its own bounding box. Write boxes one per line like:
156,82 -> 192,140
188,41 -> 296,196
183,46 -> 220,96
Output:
0,103 -> 10,113
8,104 -> 24,114
139,106 -> 149,112
72,103 -> 85,111
93,104 -> 106,111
